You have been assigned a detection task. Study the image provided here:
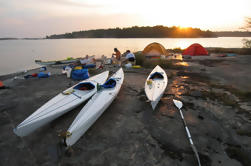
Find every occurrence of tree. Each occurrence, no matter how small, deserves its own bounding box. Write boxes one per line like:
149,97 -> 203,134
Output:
243,17 -> 251,31
242,39 -> 251,48
242,17 -> 251,48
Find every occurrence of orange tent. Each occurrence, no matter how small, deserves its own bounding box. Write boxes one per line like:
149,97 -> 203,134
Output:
182,43 -> 208,56
142,42 -> 168,58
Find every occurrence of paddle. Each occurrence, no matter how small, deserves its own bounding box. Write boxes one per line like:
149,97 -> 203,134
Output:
173,99 -> 201,166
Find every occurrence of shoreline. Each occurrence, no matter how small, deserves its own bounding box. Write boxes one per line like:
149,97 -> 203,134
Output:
1,46 -> 251,78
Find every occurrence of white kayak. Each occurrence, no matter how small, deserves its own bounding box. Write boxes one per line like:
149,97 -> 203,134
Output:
13,71 -> 109,137
65,68 -> 124,146
145,65 -> 168,110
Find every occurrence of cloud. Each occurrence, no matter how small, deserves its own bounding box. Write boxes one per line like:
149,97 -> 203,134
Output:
1,0 -> 251,37
46,0 -> 103,8
0,13 -> 143,37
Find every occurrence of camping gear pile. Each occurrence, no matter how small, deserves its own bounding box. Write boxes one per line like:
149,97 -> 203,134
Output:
62,65 -> 90,80
71,68 -> 89,80
24,67 -> 51,79
61,56 -> 98,80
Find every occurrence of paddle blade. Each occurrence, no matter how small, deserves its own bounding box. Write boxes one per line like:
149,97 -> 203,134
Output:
173,99 -> 183,109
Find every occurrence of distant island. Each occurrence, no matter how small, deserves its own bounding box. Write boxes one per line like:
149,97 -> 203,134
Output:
214,31 -> 251,37
46,26 -> 216,39
0,38 -> 18,40
0,38 -> 43,40
1,26 -> 250,40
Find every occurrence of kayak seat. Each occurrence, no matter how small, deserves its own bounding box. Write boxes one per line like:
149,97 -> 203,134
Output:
149,72 -> 164,80
73,82 -> 95,91
102,78 -> 116,88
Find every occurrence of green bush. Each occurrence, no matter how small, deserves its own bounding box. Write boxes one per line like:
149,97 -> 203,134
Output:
134,51 -> 182,69
242,39 -> 251,48
206,47 -> 251,55
134,51 -> 145,65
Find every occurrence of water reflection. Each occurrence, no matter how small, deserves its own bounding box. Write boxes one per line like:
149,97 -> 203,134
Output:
1,37 -> 248,75
175,62 -> 189,66
169,76 -> 189,98
176,40 -> 190,49
167,54 -> 183,60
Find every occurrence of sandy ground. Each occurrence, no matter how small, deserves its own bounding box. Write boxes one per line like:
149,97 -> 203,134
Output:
0,55 -> 251,166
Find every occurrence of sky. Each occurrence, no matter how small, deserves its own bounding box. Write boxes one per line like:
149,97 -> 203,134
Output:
1,0 -> 251,38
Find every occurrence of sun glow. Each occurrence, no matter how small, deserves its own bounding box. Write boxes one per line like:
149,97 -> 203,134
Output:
1,0 -> 251,37
130,0 -> 251,30
176,62 -> 189,67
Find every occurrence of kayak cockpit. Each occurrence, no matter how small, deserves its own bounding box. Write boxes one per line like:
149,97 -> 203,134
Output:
73,82 -> 95,91
149,72 -> 164,80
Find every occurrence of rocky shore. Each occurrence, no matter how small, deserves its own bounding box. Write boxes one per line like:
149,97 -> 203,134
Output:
0,55 -> 251,166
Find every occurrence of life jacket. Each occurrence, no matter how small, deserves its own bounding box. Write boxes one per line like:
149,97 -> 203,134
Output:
102,78 -> 116,88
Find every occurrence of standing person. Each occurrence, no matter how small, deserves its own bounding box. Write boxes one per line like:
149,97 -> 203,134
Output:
125,50 -> 136,65
112,48 -> 121,66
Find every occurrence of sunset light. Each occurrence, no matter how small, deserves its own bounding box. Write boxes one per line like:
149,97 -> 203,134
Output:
1,0 -> 251,165
1,0 -> 251,37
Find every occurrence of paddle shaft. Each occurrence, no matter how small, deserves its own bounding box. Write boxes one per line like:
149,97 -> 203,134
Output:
178,108 -> 201,166
72,92 -> 81,99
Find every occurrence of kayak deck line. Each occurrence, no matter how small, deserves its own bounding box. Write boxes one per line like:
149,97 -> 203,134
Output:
71,92 -> 82,99
16,96 -> 80,128
19,84 -> 98,126
18,94 -> 74,123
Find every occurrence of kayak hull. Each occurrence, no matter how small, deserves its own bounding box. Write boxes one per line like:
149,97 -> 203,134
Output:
14,71 -> 109,137
65,68 -> 124,146
145,65 -> 168,110
35,59 -> 78,66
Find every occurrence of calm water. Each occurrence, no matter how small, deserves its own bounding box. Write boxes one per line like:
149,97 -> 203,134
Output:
0,37 -> 250,76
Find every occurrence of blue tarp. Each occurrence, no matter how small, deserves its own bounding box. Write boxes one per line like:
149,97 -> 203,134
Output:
227,53 -> 237,57
83,64 -> 96,69
71,69 -> 89,80
102,78 -> 116,88
38,72 -> 50,78
63,64 -> 95,70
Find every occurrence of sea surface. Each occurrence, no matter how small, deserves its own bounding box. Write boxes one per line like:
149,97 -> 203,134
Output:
0,37 -> 250,76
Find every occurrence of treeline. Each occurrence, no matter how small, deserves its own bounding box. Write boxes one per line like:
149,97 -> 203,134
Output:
46,26 -> 215,39
215,31 -> 251,37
